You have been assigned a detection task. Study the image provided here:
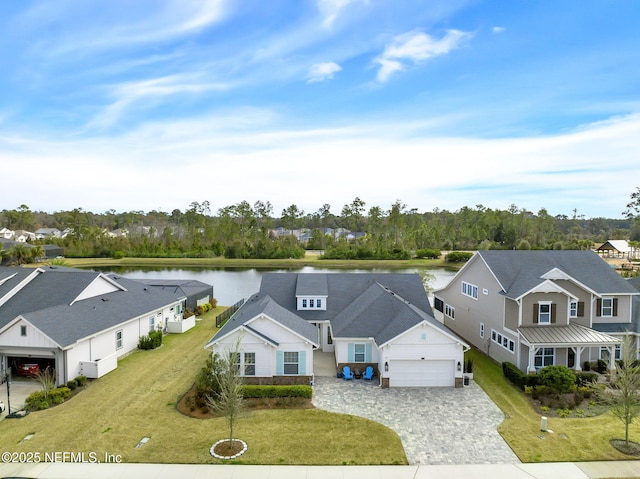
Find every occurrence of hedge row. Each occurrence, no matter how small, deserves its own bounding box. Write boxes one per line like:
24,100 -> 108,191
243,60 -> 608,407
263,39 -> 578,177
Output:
241,385 -> 312,398
503,362 -> 599,390
25,386 -> 72,411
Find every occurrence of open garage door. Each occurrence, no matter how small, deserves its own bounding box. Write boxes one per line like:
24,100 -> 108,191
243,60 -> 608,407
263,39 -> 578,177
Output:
389,359 -> 455,387
7,355 -> 55,378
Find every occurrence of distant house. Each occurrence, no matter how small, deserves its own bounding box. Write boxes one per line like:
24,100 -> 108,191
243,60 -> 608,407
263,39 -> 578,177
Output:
34,228 -> 62,239
134,279 -> 213,313
0,266 -> 206,384
206,273 -> 469,388
434,250 -> 640,374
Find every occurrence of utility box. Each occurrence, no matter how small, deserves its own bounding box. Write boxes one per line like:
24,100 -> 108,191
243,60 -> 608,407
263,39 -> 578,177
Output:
540,416 -> 548,432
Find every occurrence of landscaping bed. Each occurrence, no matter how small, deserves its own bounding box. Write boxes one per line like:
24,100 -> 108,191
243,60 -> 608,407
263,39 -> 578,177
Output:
177,387 -> 313,418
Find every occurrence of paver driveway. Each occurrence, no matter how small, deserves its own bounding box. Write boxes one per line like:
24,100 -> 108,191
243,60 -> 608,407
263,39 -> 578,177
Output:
312,376 -> 520,465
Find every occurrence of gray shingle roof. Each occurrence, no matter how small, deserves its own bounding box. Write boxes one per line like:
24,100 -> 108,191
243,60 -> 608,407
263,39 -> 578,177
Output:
210,293 -> 319,347
478,250 -> 638,299
0,266 -> 182,348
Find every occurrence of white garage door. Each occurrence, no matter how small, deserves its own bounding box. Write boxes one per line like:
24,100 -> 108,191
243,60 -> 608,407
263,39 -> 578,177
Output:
390,359 -> 455,387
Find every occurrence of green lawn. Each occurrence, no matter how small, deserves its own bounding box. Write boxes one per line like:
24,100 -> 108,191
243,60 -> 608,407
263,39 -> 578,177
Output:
0,309 -> 406,465
57,255 -> 454,270
468,348 -> 640,463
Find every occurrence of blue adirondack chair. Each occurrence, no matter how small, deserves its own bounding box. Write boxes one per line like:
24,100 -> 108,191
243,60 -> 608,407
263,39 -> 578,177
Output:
343,365 -> 354,380
363,365 -> 374,380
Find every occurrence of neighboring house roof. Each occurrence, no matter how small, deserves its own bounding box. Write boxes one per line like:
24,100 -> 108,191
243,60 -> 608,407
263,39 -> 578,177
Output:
597,240 -> 630,253
208,293 -> 319,348
520,324 -> 620,346
476,250 -> 638,299
129,278 -> 212,299
628,276 -> 640,292
0,266 -> 184,349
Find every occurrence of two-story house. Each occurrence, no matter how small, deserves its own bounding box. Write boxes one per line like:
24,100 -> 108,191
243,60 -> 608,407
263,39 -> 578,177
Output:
206,273 -> 469,387
433,250 -> 639,373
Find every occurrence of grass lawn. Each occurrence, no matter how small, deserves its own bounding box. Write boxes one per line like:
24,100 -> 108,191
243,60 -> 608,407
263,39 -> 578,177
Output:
0,308 -> 406,465
468,348 -> 640,463
57,255 -> 455,271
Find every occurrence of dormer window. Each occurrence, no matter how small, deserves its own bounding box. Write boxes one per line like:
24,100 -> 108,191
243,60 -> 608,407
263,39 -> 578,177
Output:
297,296 -> 327,310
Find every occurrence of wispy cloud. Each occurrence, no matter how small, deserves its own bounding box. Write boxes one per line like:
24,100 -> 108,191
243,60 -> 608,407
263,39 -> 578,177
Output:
317,0 -> 366,28
307,62 -> 342,83
492,26 -> 505,34
374,30 -> 472,82
85,74 -> 232,130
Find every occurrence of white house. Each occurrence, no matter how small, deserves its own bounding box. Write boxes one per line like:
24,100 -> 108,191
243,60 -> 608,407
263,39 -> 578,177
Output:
206,273 -> 469,387
0,266 -> 201,385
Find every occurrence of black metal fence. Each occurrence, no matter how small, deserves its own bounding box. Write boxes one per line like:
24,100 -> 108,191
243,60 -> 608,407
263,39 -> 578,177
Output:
216,298 -> 244,328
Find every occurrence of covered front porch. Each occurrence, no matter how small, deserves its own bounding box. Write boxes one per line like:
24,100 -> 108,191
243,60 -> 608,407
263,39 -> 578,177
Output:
519,324 -> 621,374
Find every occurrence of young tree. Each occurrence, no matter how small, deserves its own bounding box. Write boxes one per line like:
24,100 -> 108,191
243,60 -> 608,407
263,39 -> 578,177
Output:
35,366 -> 56,401
606,333 -> 640,447
623,187 -> 640,224
206,341 -> 245,449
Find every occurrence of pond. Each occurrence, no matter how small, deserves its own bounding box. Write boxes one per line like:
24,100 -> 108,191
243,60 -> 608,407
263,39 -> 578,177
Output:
89,266 -> 457,306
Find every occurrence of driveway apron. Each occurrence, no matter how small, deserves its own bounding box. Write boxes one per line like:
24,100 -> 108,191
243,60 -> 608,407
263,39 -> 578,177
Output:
312,376 -> 520,465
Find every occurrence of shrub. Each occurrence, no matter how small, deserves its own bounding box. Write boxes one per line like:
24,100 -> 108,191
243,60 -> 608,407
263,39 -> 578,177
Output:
241,385 -> 313,399
596,359 -> 607,374
139,331 -> 163,350
75,375 -> 87,386
415,248 -> 441,259
464,357 -> 473,374
112,250 -> 125,259
66,379 -> 78,390
209,298 -> 218,309
576,372 -> 598,386
25,390 -> 46,409
502,362 -> 529,389
445,251 -> 473,263
538,365 -> 577,394
583,361 -> 591,371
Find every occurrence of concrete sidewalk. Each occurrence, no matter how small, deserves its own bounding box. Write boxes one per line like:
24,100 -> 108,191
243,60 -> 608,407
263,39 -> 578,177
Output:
1,461 -> 638,479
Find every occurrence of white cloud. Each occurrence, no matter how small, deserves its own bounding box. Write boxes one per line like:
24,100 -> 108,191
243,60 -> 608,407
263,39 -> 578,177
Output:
492,26 -> 505,34
374,30 -> 472,82
85,74 -> 232,129
317,0 -> 366,28
3,113 -> 639,218
307,62 -> 343,83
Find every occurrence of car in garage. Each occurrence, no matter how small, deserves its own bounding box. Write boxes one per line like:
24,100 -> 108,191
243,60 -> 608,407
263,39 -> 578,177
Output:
15,363 -> 40,377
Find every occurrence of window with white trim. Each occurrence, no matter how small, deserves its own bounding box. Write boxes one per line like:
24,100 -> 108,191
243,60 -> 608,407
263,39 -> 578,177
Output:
534,347 -> 554,369
444,304 -> 455,319
538,302 -> 551,324
244,352 -> 256,376
601,298 -> 614,317
570,301 -> 578,318
600,345 -> 621,361
149,316 -> 155,332
298,297 -> 326,310
491,329 -> 515,354
20,325 -> 27,337
461,281 -> 478,299
116,330 -> 123,350
354,344 -> 366,362
302,299 -> 307,308
283,352 -> 299,375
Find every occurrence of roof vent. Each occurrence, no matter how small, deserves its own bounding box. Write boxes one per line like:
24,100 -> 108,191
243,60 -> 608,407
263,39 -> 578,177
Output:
101,298 -> 108,302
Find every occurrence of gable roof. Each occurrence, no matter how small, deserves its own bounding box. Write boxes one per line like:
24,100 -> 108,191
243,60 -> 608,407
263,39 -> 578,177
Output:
208,293 -> 319,348
476,250 -> 638,299
129,278 -> 211,299
597,240 -> 630,253
0,266 -> 183,348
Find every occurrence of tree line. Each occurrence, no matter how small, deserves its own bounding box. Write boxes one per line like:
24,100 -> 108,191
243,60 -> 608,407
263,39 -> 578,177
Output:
1,195 -> 639,261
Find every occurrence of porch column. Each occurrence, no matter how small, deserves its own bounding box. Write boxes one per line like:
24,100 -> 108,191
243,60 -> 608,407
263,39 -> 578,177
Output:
607,345 -> 617,372
527,347 -> 538,374
571,346 -> 585,372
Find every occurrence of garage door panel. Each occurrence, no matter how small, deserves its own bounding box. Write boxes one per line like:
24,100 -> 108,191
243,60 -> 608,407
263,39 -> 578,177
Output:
390,360 -> 454,387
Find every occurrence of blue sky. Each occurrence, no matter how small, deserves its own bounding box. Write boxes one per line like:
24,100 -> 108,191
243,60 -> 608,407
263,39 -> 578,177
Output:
1,0 -> 639,219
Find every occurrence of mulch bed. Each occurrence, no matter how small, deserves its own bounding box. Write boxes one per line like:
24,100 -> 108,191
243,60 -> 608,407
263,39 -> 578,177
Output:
213,439 -> 245,457
610,439 -> 640,456
529,392 -> 608,418
177,387 -> 313,419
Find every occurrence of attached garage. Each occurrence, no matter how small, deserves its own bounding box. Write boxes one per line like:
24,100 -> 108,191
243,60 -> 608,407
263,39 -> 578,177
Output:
389,359 -> 456,387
